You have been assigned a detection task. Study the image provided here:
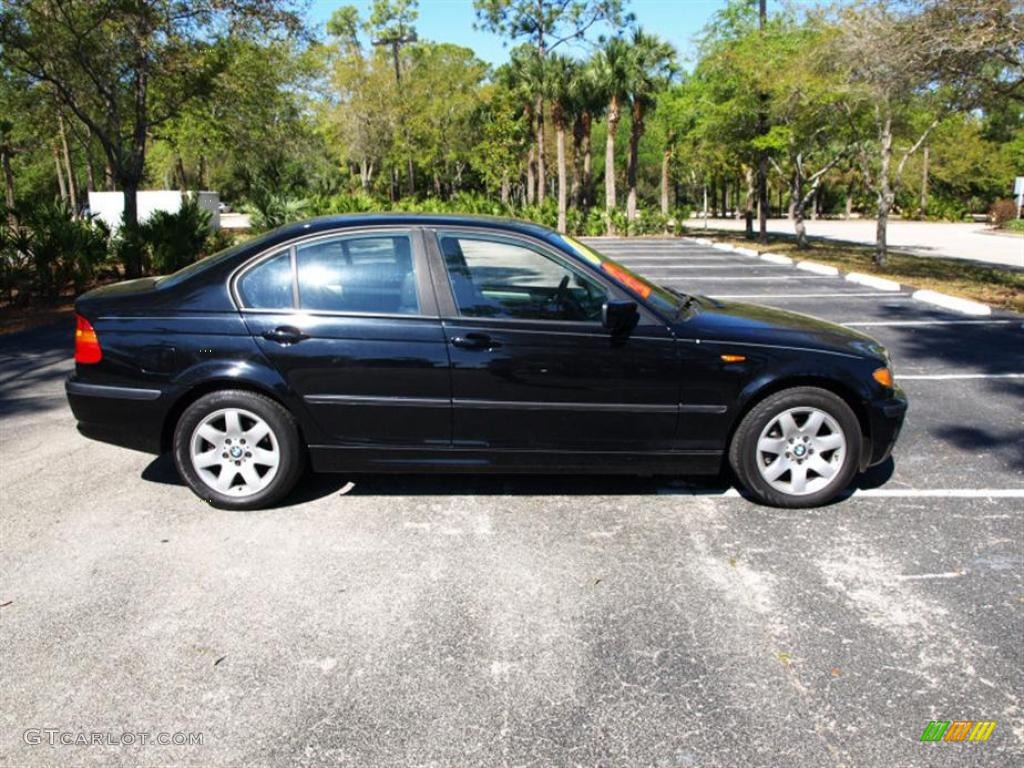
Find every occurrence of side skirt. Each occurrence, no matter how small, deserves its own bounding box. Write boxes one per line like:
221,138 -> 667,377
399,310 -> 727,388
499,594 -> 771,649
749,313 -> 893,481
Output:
308,445 -> 724,476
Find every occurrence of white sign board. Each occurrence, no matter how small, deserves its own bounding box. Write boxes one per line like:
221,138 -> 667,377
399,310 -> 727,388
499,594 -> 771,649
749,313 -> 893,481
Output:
87,190 -> 220,231
1014,176 -> 1024,205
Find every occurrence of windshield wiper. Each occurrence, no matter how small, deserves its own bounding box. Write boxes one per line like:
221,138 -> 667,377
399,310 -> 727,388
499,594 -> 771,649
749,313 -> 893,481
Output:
665,286 -> 700,318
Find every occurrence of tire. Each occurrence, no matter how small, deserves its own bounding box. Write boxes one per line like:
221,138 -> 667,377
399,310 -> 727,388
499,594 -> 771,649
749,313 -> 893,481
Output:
173,389 -> 305,510
728,386 -> 861,508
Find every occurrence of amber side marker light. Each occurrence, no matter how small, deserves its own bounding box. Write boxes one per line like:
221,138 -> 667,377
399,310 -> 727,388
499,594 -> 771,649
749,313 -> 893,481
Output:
872,367 -> 893,387
74,314 -> 102,364
720,354 -> 746,363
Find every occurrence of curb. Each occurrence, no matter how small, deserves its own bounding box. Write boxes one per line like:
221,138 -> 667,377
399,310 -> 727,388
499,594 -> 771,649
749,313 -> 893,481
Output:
845,272 -> 902,291
911,290 -> 992,316
732,246 -> 760,257
796,261 -> 840,276
760,253 -> 793,265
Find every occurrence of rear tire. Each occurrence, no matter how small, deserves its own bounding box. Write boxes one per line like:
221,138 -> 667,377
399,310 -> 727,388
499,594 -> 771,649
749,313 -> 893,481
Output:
173,389 -> 305,510
729,387 -> 861,508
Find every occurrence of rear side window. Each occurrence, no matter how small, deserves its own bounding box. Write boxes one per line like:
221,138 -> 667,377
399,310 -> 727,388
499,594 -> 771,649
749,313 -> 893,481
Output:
237,250 -> 293,309
296,234 -> 419,315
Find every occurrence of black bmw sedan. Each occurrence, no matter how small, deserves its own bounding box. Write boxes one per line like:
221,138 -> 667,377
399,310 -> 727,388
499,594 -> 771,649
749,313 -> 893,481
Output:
66,214 -> 906,509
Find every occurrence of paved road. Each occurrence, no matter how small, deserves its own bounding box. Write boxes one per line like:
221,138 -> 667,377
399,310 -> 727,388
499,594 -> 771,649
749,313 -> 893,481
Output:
1,238 -> 1022,766
696,217 -> 1024,269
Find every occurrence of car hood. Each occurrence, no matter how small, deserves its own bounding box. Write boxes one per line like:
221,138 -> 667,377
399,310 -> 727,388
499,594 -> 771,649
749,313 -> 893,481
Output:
680,297 -> 888,362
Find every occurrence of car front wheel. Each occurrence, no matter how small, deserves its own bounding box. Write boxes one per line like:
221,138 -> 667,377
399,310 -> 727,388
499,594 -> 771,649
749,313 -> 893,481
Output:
173,390 -> 305,510
729,387 -> 862,508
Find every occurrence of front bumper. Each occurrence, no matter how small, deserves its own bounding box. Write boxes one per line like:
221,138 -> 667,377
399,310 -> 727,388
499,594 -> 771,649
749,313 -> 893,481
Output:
864,385 -> 907,468
66,376 -> 169,454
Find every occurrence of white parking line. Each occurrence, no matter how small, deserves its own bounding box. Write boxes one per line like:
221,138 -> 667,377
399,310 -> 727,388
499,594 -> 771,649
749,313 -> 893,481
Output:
630,264 -> 790,270
660,487 -> 1024,499
619,263 -> 767,269
842,320 -> 1018,327
659,275 -> 834,281
709,292 -> 912,299
898,373 -> 1024,380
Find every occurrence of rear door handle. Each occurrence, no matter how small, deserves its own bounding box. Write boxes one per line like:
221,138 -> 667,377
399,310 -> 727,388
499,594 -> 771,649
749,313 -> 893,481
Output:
451,332 -> 499,350
262,326 -> 308,345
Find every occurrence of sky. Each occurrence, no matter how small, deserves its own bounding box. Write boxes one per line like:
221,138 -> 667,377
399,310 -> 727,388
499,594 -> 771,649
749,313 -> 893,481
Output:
305,0 -> 727,67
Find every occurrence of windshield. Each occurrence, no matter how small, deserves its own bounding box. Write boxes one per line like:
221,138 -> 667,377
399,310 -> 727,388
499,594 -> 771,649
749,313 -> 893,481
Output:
558,235 -> 690,317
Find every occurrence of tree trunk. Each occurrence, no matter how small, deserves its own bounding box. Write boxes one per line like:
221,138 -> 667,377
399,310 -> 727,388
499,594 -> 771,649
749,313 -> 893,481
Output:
605,96 -> 619,235
58,115 -> 78,213
744,166 -> 754,237
500,173 -> 509,206
792,173 -> 807,249
571,114 -> 583,209
84,152 -> 96,193
875,115 -> 894,267
526,146 -> 536,205
919,145 -> 929,218
198,155 -> 207,190
556,122 -> 567,234
582,112 -> 593,211
660,149 -> 671,216
407,158 -> 415,196
535,96 -> 546,204
121,180 -> 142,278
174,155 -> 188,192
2,148 -> 14,212
53,144 -> 68,202
625,121 -> 640,223
845,193 -> 853,219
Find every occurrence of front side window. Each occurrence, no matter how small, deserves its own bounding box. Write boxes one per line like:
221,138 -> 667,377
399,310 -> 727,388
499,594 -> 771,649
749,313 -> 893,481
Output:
439,234 -> 608,322
237,249 -> 293,309
296,233 -> 419,315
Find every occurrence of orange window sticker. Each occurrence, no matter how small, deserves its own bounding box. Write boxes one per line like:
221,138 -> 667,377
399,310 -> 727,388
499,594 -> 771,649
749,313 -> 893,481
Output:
601,262 -> 652,299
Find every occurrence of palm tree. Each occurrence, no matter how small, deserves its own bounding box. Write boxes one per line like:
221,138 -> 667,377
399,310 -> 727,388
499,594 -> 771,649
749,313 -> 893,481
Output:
623,29 -> 676,223
546,55 -> 577,234
592,37 -> 632,234
504,46 -> 544,204
568,59 -> 606,212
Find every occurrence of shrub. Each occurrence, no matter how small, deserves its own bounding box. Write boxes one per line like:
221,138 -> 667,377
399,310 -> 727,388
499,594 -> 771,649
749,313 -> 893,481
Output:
1,200 -> 110,300
989,198 -> 1019,225
138,197 -> 212,273
243,191 -> 310,232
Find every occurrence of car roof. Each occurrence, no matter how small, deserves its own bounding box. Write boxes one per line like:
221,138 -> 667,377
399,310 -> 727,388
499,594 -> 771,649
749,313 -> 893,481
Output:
267,213 -> 559,243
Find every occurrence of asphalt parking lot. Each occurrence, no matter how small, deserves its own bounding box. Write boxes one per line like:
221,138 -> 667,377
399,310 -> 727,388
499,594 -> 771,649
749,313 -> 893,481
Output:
1,237 -> 1022,766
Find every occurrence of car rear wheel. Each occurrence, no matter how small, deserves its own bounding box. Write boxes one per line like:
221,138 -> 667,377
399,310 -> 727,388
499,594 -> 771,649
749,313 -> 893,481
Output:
729,387 -> 861,508
173,390 -> 304,510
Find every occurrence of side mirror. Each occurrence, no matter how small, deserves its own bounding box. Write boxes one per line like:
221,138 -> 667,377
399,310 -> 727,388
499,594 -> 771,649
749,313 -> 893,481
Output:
602,300 -> 638,334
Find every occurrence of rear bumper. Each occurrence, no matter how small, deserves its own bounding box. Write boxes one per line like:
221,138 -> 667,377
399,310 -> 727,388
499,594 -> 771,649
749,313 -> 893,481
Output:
66,376 -> 168,454
864,386 -> 907,468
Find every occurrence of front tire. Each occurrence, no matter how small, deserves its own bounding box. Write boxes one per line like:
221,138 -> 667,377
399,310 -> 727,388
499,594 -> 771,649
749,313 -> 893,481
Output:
729,387 -> 861,508
173,390 -> 305,510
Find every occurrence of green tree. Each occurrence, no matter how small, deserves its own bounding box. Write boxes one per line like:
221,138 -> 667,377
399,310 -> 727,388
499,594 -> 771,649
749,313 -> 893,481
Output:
0,0 -> 301,277
473,0 -> 626,204
592,37 -> 632,233
838,0 -> 1024,264
622,29 -> 676,223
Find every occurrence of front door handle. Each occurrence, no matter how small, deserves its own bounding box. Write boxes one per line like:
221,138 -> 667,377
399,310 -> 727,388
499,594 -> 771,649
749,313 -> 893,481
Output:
262,326 -> 308,345
451,332 -> 499,350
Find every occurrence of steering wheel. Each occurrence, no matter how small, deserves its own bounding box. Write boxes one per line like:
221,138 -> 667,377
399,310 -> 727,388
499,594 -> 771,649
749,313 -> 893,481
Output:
551,274 -> 586,318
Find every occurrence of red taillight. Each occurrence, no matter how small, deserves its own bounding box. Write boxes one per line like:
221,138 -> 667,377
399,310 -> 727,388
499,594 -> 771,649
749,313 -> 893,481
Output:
74,314 -> 102,364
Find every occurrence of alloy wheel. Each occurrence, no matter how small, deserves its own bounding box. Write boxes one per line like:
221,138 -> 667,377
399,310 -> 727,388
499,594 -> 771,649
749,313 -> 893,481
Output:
189,407 -> 280,497
755,406 -> 847,496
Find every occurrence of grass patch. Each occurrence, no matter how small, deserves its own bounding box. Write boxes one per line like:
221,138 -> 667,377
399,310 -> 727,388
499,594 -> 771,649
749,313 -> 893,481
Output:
688,228 -> 1024,314
999,219 -> 1024,233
